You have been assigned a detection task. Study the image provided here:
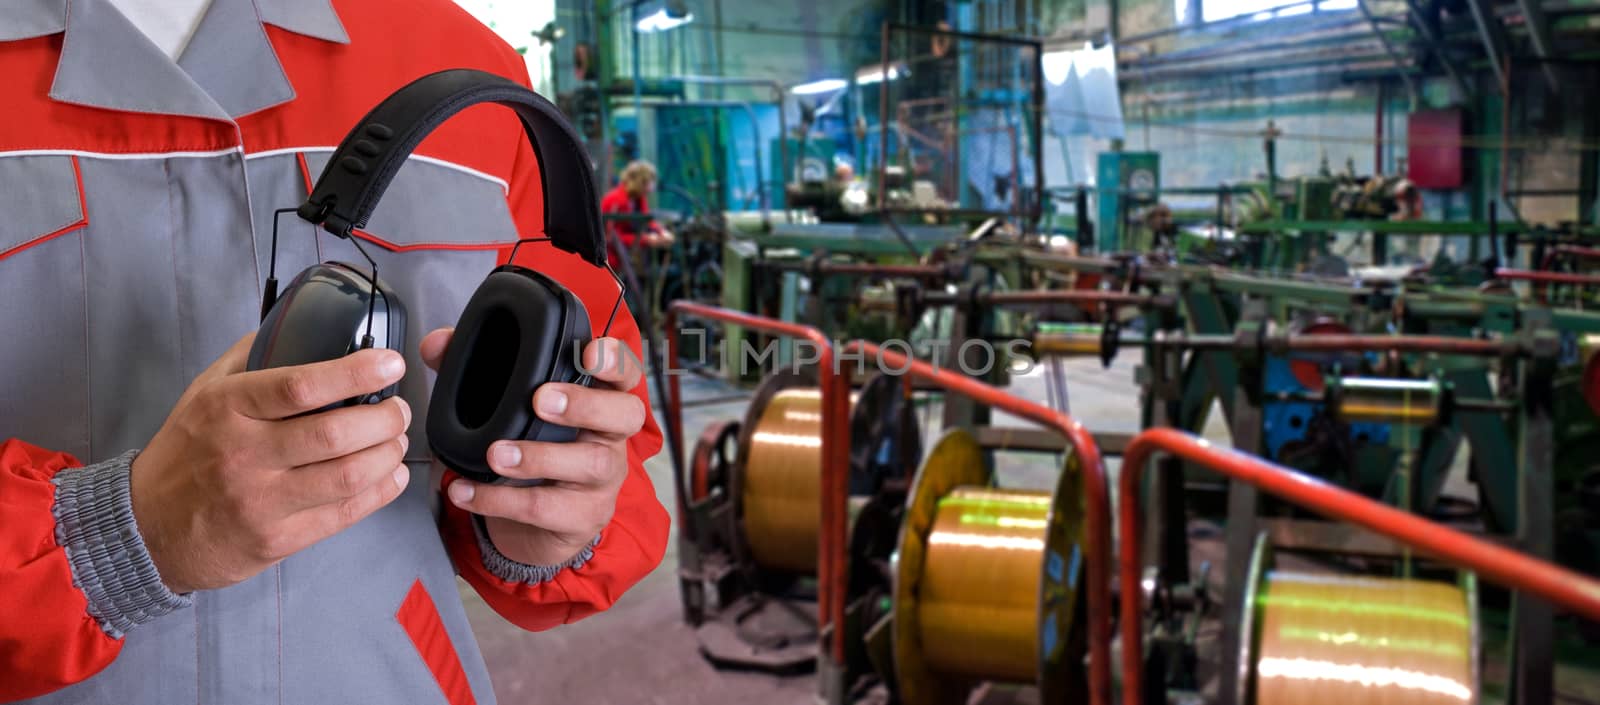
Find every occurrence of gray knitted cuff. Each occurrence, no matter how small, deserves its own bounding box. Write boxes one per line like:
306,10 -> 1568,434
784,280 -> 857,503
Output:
52,450 -> 191,638
473,516 -> 600,584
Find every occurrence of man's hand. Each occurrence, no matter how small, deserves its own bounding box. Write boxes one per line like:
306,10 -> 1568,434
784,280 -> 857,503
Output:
130,334 -> 413,594
421,330 -> 645,567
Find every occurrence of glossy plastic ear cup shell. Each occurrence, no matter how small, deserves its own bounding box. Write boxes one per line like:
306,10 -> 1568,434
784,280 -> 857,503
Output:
427,266 -> 592,485
247,262 -> 406,410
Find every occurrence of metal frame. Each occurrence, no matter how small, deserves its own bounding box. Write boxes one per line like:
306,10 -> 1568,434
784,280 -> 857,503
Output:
876,23 -> 1046,228
661,302 -> 851,678
1114,427 -> 1600,705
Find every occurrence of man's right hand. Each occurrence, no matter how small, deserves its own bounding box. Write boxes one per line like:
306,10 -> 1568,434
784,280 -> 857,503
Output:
129,334 -> 413,594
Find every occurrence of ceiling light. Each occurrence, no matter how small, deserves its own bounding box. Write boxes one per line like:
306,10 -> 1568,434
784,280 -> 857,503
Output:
791,78 -> 849,95
636,8 -> 693,32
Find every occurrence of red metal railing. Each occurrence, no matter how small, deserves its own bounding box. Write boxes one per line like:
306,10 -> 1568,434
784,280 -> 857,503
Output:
844,341 -> 1115,705
1116,427 -> 1600,705
1542,244 -> 1600,268
663,302 -> 852,664
1278,334 -> 1515,355
1497,267 -> 1600,287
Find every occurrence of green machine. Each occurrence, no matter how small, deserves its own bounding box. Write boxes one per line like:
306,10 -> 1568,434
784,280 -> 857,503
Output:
1096,151 -> 1160,253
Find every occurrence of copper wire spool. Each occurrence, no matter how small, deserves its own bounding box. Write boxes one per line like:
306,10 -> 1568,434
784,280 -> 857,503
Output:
1240,535 -> 1480,705
740,385 -> 846,574
1331,377 -> 1442,427
1033,324 -> 1105,358
737,371 -> 917,576
893,429 -> 1086,705
1579,333 -> 1600,417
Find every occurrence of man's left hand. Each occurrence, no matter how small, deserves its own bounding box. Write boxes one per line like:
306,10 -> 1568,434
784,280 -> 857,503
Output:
421,331 -> 645,566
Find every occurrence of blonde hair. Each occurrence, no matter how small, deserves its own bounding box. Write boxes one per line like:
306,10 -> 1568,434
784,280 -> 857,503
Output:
620,160 -> 658,192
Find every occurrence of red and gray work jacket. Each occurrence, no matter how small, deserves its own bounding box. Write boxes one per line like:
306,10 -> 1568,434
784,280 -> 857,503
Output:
0,1 -> 669,703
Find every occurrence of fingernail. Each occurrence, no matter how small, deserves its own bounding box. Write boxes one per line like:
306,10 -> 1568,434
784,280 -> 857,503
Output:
491,443 -> 522,468
538,389 -> 568,416
392,465 -> 410,490
449,481 -> 475,505
398,434 -> 410,453
380,352 -> 405,381
397,398 -> 412,427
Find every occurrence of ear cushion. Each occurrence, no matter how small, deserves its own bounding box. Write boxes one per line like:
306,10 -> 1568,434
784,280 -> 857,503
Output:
428,267 -> 592,484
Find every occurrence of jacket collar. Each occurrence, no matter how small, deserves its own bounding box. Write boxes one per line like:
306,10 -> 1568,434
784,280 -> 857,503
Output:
0,0 -> 349,120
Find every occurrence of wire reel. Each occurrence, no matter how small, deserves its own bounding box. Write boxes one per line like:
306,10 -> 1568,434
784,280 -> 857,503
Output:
734,370 -> 922,578
684,369 -> 922,674
891,429 -> 1087,705
690,420 -> 740,505
1235,533 -> 1480,705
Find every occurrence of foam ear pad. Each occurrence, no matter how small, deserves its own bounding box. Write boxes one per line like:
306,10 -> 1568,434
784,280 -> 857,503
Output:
428,266 -> 592,485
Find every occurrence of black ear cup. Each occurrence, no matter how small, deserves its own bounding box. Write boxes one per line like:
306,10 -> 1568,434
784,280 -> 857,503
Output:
428,265 -> 592,485
247,262 -> 406,410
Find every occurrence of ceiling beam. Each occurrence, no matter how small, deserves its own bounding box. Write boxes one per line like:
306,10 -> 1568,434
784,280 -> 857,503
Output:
1358,0 -> 1418,106
1465,0 -> 1509,93
1403,0 -> 1471,98
1514,0 -> 1562,88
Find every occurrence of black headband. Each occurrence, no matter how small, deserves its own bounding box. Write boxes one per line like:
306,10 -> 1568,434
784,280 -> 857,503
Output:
298,69 -> 605,267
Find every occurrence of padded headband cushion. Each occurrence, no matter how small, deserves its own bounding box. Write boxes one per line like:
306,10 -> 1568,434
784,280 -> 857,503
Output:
302,68 -> 606,267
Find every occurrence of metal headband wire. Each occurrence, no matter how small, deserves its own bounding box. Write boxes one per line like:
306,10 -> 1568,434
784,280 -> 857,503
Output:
507,237 -> 628,338
342,233 -> 387,349
267,207 -> 388,349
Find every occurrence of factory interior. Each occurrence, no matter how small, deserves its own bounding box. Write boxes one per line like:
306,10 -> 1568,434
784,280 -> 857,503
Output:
452,1 -> 1600,703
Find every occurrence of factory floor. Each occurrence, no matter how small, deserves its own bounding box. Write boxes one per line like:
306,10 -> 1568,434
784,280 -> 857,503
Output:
459,354 -> 1167,705
454,354 -> 1600,705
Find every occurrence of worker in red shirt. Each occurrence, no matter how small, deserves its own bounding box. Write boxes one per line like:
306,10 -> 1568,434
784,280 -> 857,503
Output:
600,160 -> 675,268
0,1 -> 668,703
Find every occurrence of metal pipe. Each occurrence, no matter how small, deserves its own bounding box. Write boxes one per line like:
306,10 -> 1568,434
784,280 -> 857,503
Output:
764,261 -> 948,279
843,341 -> 1113,705
981,290 -> 1156,306
1117,428 -> 1600,705
663,303 -> 849,664
878,21 -> 891,213
1545,244 -> 1600,264
1497,267 -> 1600,286
1277,334 -> 1516,355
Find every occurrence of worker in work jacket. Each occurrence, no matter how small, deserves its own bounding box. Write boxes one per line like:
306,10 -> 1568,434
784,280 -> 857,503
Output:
0,1 -> 669,703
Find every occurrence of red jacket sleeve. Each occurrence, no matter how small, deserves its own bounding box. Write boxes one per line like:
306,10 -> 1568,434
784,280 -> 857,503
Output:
435,60 -> 670,632
0,439 -> 123,700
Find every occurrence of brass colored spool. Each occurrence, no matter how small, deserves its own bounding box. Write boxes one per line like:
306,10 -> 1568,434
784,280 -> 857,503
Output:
1033,324 -> 1105,358
742,387 -> 832,574
736,372 -> 870,576
1331,377 -> 1443,427
894,429 -> 1086,705
1241,535 -> 1479,705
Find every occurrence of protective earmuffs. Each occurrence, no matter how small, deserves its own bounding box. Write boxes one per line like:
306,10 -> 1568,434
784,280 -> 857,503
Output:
297,68 -> 618,485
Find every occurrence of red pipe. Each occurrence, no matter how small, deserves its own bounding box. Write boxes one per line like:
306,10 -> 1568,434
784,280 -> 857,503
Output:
1497,267 -> 1600,286
664,302 -> 850,665
981,290 -> 1155,306
1546,244 -> 1600,266
818,262 -> 948,279
1281,334 -> 1513,356
1117,427 -> 1600,705
844,341 -> 1113,705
